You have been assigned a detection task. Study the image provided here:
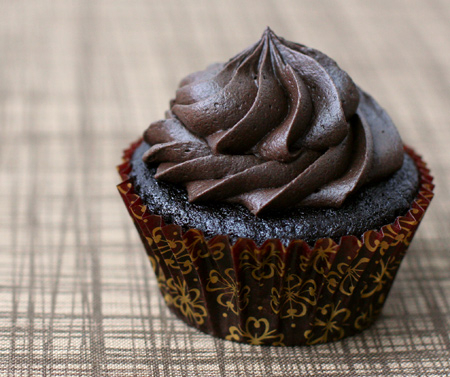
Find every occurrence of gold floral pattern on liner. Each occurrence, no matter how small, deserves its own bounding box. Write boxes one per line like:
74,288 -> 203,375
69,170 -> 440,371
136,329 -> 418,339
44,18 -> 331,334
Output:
117,140 -> 434,346
304,301 -> 351,345
271,275 -> 317,319
226,317 -> 285,346
239,243 -> 285,281
206,268 -> 250,315
164,277 -> 207,325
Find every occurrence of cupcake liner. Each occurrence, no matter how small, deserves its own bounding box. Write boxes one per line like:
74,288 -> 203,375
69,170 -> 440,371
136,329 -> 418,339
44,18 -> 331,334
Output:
117,140 -> 434,346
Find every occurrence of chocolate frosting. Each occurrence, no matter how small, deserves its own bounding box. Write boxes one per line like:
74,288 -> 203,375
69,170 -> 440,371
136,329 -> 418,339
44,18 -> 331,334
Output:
143,28 -> 404,215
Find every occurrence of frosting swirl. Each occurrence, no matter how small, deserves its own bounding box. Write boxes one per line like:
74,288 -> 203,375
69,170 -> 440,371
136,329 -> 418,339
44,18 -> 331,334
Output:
142,28 -> 404,215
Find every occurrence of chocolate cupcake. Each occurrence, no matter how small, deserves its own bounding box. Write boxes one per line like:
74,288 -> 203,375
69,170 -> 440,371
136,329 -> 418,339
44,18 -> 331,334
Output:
117,28 -> 433,346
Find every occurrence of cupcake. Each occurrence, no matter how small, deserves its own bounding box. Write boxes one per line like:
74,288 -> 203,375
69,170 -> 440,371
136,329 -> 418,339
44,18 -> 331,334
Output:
117,28 -> 433,346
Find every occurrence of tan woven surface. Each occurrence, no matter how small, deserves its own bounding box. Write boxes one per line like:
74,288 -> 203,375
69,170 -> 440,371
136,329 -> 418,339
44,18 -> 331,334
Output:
1,0 -> 449,375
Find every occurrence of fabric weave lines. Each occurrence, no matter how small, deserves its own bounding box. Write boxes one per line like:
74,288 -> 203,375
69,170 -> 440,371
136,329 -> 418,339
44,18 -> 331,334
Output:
0,0 -> 449,375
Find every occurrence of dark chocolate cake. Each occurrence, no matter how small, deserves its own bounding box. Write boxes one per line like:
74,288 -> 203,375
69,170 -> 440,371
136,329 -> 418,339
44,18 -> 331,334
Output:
131,142 -> 419,245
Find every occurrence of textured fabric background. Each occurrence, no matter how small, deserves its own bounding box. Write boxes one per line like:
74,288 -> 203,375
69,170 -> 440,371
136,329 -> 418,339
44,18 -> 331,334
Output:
1,0 -> 449,376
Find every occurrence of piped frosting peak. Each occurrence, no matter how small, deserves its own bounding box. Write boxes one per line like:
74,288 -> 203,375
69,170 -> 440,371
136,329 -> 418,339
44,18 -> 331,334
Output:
143,28 -> 404,215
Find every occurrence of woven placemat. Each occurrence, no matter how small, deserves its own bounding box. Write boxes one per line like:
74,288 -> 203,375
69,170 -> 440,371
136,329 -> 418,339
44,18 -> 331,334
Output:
1,0 -> 449,375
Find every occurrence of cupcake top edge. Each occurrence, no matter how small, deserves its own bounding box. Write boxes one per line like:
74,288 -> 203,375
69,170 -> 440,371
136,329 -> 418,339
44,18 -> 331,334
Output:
142,27 -> 404,216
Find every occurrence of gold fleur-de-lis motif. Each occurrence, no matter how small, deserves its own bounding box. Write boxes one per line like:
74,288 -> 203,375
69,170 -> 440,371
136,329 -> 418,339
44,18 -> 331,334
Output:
364,232 -> 381,253
271,275 -> 317,318
208,240 -> 225,261
185,232 -> 209,260
312,240 -> 339,275
326,258 -> 371,296
164,277 -> 207,325
206,269 -> 250,315
226,317 -> 285,346
299,254 -> 312,272
145,227 -> 162,247
304,301 -> 351,345
239,244 -> 285,281
148,227 -> 193,274
379,224 -> 410,256
360,259 -> 393,298
354,304 -> 378,331
185,232 -> 226,262
396,218 -> 418,246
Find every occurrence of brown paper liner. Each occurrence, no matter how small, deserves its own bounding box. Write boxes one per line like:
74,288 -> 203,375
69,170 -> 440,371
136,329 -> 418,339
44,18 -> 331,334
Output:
117,139 -> 434,346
